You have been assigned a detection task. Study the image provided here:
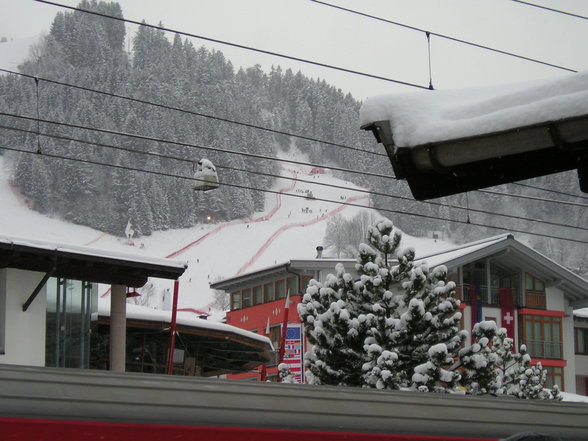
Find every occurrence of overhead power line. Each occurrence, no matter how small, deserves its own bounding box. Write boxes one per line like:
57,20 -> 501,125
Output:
32,0 -> 431,90
309,0 -> 578,73
511,182 -> 588,202
4,121 -> 588,232
0,68 -> 387,159
0,111 -> 397,181
1,142 -> 587,245
2,115 -> 588,234
510,0 -> 588,21
477,189 -> 588,209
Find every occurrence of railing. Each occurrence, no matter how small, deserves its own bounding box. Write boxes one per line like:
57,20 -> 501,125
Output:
525,290 -> 546,309
525,339 -> 563,359
455,285 -> 515,306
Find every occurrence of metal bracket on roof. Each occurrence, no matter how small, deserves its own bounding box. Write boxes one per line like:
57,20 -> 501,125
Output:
548,124 -> 572,151
22,265 -> 56,312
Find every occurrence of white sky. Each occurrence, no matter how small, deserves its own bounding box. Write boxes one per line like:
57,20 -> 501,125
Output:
1,0 -> 588,100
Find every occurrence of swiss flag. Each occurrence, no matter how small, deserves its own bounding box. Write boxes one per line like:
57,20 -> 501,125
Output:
499,287 -> 516,348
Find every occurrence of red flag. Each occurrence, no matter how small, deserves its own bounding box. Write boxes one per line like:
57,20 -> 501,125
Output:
470,284 -> 483,322
278,291 -> 291,366
499,287 -> 516,346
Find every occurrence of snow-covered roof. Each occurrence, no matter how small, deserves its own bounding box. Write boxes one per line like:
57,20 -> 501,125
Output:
412,234 -> 588,308
98,298 -> 272,346
0,233 -> 187,286
359,71 -> 588,148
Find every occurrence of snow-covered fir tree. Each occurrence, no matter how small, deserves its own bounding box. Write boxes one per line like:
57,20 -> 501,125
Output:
278,363 -> 297,384
460,321 -> 561,400
298,218 -> 465,391
300,218 -> 561,399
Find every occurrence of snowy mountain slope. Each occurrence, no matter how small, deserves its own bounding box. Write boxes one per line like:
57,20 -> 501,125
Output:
0,153 -> 455,316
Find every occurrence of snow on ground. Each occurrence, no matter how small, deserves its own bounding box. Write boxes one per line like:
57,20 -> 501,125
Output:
359,70 -> 588,148
0,151 -> 454,316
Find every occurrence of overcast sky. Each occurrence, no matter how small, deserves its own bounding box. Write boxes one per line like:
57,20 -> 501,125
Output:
1,0 -> 588,100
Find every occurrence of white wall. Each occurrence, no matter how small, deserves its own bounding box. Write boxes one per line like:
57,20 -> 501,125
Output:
0,268 -> 47,366
546,286 -> 565,311
562,303 -> 576,392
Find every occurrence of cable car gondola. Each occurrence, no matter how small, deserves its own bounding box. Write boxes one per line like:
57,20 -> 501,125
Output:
193,159 -> 219,192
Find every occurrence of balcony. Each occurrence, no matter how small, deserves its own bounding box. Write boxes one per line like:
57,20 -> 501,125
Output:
524,290 -> 546,309
455,285 -> 546,309
455,285 -> 512,306
525,339 -> 563,359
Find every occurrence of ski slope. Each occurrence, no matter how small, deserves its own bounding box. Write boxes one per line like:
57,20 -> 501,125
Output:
0,152 -> 454,317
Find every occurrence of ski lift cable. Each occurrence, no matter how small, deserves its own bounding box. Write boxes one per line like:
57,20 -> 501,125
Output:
476,189 -> 588,209
4,122 -> 587,232
32,0 -> 432,91
4,113 -> 588,214
0,69 -> 387,159
0,111 -> 397,181
3,71 -> 586,203
510,182 -> 588,202
1,142 -> 587,245
509,0 -> 588,21
309,0 -> 578,73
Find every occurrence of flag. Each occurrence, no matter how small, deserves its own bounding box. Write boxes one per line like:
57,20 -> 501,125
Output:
499,287 -> 516,348
470,284 -> 483,326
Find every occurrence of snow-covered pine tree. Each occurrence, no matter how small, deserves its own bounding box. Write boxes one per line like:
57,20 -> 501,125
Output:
460,323 -> 562,400
366,260 -> 465,391
297,262 -> 368,386
278,363 -> 297,384
458,321 -> 500,395
299,218 -> 465,391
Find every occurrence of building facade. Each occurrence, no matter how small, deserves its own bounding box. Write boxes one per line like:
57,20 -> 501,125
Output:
0,235 -> 272,376
213,234 -> 588,392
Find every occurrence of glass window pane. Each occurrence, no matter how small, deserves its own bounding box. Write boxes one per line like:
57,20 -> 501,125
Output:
536,279 -> 544,291
231,292 -> 242,310
242,288 -> 252,307
276,280 -> 286,299
287,277 -> 298,296
253,286 -> 263,305
525,274 -> 533,290
264,283 -> 274,302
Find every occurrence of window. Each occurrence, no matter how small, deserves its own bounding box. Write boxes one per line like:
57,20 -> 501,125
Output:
544,366 -> 564,390
275,279 -> 286,299
242,288 -> 252,308
575,328 -> 588,355
45,278 -> 97,369
264,283 -> 274,302
524,273 -> 546,309
253,286 -> 263,305
520,314 -> 562,359
300,276 -> 313,295
269,325 -> 282,361
231,292 -> 242,310
287,277 -> 298,296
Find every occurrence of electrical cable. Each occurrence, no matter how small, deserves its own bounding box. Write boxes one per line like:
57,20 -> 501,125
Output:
1,142 -> 586,245
0,68 -> 387,159
510,0 -> 588,21
3,114 -> 587,230
0,111 -> 397,181
476,189 -> 588,209
309,0 -> 578,73
511,182 -> 588,202
4,121 -> 587,232
32,0 -> 431,90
